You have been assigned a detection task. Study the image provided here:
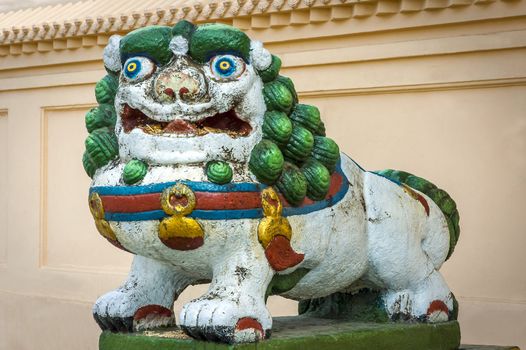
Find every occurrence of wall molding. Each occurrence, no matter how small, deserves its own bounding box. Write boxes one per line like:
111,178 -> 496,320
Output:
458,295 -> 526,305
40,265 -> 129,277
0,70 -> 105,92
0,288 -> 95,305
0,0 -> 524,58
281,30 -> 526,68
298,77 -> 526,97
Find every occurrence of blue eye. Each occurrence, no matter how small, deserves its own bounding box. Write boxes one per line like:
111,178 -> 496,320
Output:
215,57 -> 235,76
122,57 -> 156,82
210,55 -> 245,80
124,59 -> 141,78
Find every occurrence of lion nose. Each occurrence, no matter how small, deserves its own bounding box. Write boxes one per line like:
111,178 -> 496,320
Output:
155,67 -> 207,103
163,88 -> 175,99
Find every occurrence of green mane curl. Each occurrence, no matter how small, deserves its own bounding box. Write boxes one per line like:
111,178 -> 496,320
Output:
248,55 -> 340,205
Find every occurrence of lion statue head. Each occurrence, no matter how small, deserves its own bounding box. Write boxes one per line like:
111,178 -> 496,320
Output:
83,21 -> 340,206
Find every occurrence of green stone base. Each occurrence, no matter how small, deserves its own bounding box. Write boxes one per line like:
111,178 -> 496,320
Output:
99,316 -> 463,350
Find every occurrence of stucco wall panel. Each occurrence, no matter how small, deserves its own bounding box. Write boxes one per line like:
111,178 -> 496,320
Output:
42,107 -> 132,272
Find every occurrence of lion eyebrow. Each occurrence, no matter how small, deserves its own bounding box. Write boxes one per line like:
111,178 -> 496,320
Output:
120,26 -> 173,66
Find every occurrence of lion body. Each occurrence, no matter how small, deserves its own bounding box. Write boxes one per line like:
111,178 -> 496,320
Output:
92,154 -> 450,301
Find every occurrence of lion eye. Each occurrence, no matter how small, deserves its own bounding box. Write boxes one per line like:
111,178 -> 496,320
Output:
122,57 -> 156,82
210,55 -> 245,81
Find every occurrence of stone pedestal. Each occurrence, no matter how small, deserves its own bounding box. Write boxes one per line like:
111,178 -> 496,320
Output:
100,316 -> 465,350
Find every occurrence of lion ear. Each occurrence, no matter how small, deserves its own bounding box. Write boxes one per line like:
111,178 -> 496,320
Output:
103,35 -> 122,73
250,40 -> 272,71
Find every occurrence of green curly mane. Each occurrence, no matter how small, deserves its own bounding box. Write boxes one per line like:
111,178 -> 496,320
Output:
82,75 -> 119,178
82,21 -> 340,206
248,58 -> 340,205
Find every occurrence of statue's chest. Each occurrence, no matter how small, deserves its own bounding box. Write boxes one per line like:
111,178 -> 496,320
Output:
88,162 -> 262,256
90,162 -> 263,221
91,177 -> 268,222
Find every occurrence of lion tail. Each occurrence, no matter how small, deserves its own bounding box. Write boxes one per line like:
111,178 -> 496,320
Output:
375,169 -> 460,260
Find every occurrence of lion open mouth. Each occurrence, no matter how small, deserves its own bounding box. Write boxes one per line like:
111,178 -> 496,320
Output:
120,104 -> 252,137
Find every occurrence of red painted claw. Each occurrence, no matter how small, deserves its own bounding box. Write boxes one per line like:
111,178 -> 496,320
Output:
264,235 -> 304,271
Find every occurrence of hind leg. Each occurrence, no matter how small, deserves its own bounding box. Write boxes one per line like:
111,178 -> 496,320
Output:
364,172 -> 455,322
365,222 -> 456,322
369,236 -> 456,322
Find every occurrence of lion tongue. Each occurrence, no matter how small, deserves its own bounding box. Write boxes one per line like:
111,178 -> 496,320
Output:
163,119 -> 197,134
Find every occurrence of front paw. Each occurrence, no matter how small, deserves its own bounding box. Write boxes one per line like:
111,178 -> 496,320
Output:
93,290 -> 175,332
180,297 -> 271,343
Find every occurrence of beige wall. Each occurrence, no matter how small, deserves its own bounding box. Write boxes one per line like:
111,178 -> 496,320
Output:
0,2 -> 525,349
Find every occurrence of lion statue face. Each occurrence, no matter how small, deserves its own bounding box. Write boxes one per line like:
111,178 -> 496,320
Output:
110,23 -> 269,164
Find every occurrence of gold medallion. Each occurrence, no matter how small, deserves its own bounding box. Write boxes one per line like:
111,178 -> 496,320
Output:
258,187 -> 292,249
159,183 -> 204,245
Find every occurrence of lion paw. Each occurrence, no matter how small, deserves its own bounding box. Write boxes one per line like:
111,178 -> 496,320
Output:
382,290 -> 455,322
180,297 -> 271,343
93,289 -> 175,332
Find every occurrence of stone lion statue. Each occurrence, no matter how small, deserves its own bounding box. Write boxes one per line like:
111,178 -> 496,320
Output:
84,20 -> 460,344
